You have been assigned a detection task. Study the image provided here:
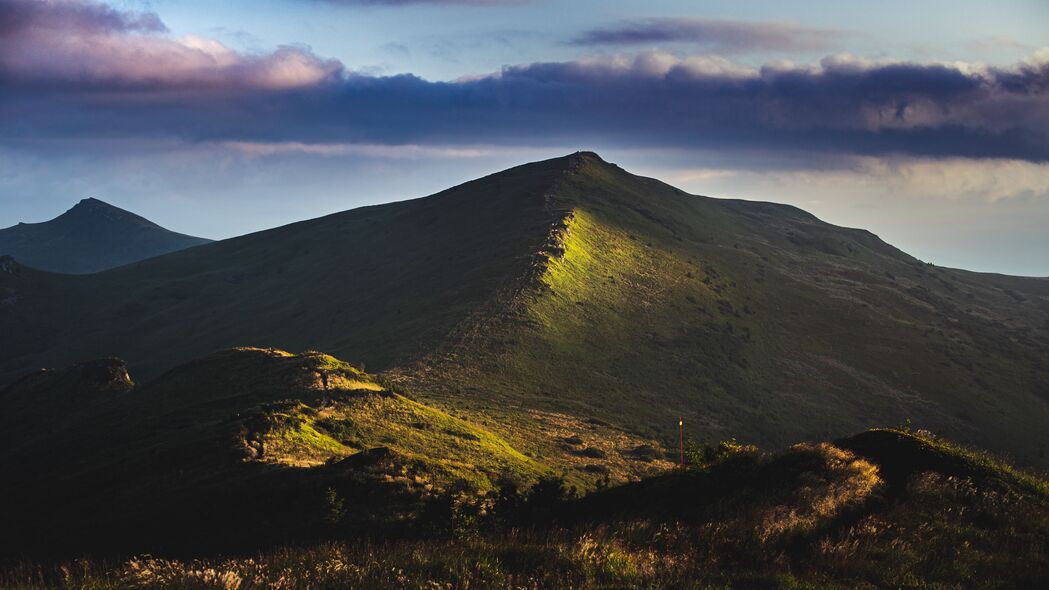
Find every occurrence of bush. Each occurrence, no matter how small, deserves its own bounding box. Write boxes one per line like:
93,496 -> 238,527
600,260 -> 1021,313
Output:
686,437 -> 759,469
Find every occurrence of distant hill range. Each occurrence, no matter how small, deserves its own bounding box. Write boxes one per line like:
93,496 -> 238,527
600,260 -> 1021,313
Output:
0,197 -> 211,273
1,152 -> 1047,470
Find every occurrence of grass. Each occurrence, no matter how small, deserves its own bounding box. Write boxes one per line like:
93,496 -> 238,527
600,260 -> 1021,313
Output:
309,389 -> 542,489
844,428 -> 1049,498
4,428 -> 1047,589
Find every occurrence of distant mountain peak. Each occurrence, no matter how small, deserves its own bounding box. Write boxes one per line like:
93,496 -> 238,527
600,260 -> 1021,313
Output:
72,196 -> 110,208
62,197 -> 150,223
69,197 -> 117,211
0,197 -> 211,274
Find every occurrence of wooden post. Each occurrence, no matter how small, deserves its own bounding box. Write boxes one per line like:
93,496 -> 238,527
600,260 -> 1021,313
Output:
679,418 -> 684,468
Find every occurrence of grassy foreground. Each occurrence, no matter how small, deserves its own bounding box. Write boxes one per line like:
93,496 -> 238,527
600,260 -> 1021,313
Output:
3,429 -> 1047,589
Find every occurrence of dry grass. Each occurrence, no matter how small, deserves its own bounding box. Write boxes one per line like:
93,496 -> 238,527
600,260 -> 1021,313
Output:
756,443 -> 882,542
6,436 -> 1046,589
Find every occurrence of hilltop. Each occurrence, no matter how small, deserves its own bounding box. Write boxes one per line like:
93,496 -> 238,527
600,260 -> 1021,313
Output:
1,152 -> 1047,468
0,197 -> 211,274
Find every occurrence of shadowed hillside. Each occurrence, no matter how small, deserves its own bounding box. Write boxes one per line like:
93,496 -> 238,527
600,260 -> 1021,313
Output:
0,198 -> 211,274
0,159 -> 565,379
1,153 -> 1047,468
0,348 -> 667,557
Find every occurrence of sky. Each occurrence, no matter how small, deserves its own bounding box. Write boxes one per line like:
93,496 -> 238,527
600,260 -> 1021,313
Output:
1,0 -> 1048,276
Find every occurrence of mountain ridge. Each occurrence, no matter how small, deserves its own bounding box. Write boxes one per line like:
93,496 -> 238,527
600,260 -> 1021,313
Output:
1,152 -> 1047,468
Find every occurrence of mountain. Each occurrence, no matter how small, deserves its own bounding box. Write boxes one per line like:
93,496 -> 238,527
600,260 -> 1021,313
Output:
0,197 -> 211,273
1,152 -> 1047,469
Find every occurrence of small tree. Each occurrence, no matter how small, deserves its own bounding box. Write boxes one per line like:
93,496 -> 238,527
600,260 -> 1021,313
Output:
322,487 -> 346,525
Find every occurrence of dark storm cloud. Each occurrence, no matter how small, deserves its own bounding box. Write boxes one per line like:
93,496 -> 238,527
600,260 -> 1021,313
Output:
1,1 -> 1048,162
571,17 -> 844,53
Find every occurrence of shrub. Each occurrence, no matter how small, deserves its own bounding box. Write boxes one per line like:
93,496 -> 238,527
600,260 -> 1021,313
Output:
322,487 -> 346,525
686,437 -> 760,470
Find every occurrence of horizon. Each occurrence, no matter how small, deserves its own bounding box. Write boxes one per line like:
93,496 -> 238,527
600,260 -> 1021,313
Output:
1,0 -> 1048,275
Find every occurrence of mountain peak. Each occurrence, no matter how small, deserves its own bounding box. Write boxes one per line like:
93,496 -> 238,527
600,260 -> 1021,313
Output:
570,150 -> 604,161
565,150 -> 609,170
0,197 -> 211,274
64,197 -> 146,222
72,197 -> 111,209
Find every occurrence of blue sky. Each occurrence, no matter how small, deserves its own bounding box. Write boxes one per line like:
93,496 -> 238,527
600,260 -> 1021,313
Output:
150,0 -> 1049,79
2,0 -> 1048,275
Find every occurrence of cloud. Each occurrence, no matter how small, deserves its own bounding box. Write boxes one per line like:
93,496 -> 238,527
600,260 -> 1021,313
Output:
866,157 -> 1049,202
0,0 -> 167,36
1,1 -> 1048,163
704,155 -> 1049,203
219,141 -> 509,159
643,152 -> 1049,275
571,17 -> 845,53
0,0 -> 342,89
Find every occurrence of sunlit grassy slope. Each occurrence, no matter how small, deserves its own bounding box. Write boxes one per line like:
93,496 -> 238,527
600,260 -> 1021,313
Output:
0,348 -> 544,555
2,152 -> 1048,468
0,347 -> 552,486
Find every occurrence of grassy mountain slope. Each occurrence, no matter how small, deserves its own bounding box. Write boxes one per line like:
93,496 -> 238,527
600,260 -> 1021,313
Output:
0,198 -> 211,274
2,153 -> 1047,468
403,153 -> 1049,467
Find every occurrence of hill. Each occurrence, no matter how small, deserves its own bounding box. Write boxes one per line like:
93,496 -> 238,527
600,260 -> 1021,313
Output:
1,152 -> 1047,468
0,347 -> 667,556
0,197 -> 211,273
